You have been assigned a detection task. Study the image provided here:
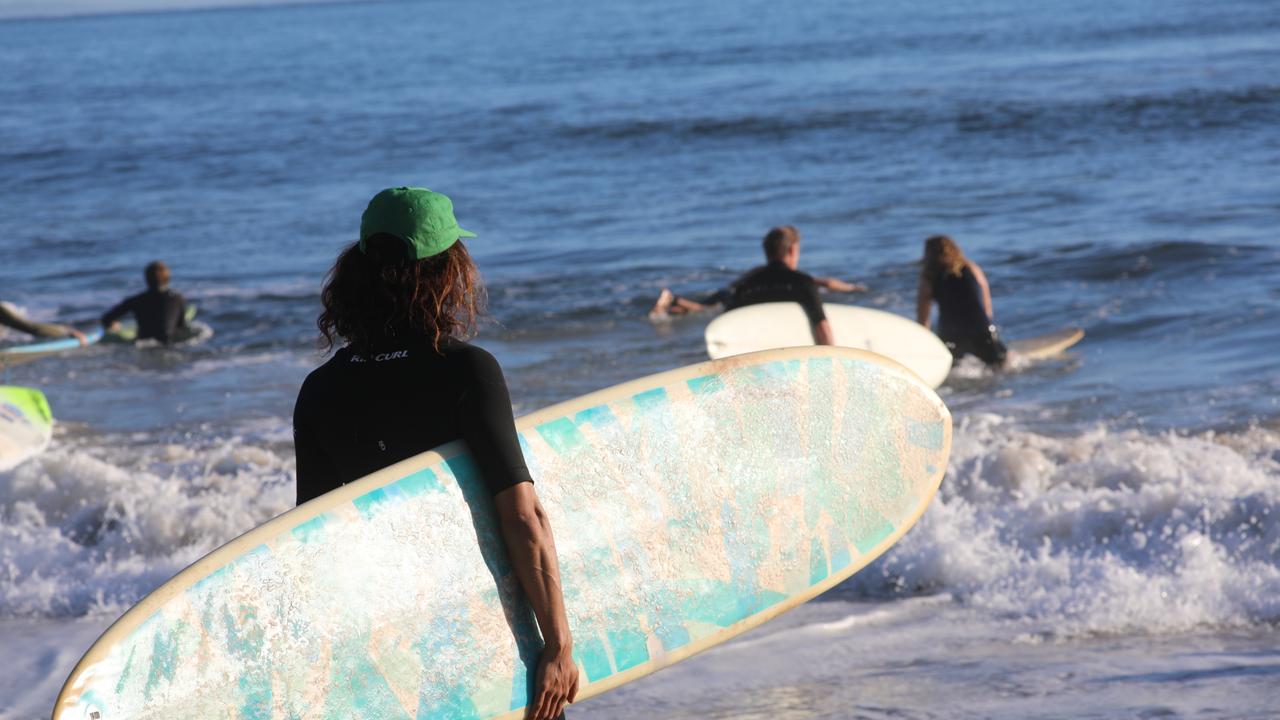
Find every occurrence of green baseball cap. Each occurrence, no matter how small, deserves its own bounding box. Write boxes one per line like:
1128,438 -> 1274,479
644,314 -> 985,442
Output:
359,187 -> 476,260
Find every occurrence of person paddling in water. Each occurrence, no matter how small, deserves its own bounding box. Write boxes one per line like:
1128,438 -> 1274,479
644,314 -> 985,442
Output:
916,234 -> 1008,367
649,225 -> 865,320
101,260 -> 190,343
292,187 -> 578,720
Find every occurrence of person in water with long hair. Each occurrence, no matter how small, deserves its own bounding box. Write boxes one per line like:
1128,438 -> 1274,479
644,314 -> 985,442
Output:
292,187 -> 578,720
916,234 -> 1008,367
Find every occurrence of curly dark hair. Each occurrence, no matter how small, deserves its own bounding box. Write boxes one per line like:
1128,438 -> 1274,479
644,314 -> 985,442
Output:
317,234 -> 485,354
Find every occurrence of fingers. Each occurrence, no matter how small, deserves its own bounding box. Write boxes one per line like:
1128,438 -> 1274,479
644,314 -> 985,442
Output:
531,678 -> 574,719
526,653 -> 577,720
535,689 -> 565,720
527,684 -> 556,720
532,688 -> 550,720
566,667 -> 579,704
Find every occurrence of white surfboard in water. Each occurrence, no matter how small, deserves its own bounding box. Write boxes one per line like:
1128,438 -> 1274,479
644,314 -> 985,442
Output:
705,302 -> 953,388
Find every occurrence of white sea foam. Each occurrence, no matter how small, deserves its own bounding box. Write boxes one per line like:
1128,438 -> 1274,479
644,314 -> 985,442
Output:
852,414 -> 1280,637
3,411 -> 1276,643
0,431 -> 295,619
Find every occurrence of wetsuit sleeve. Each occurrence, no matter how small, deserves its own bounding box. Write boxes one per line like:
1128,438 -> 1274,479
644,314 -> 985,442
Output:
456,348 -> 534,496
293,381 -> 341,506
101,294 -> 136,328
703,287 -> 734,307
798,276 -> 826,325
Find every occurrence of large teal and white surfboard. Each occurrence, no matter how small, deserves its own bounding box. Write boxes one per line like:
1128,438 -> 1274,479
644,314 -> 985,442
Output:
54,346 -> 951,720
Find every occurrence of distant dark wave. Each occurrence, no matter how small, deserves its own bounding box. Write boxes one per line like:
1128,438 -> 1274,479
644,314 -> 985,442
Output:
548,84 -> 1280,151
955,85 -> 1280,135
1002,239 -> 1277,283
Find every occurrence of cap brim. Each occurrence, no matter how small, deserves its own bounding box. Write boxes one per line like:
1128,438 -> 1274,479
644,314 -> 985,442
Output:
457,227 -> 477,238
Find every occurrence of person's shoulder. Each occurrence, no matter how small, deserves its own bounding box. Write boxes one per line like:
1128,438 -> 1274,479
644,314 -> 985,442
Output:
735,264 -> 769,283
440,340 -> 502,373
299,348 -> 353,393
788,266 -> 818,285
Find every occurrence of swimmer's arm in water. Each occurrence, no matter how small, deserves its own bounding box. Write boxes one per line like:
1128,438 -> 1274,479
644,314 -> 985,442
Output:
650,288 -> 724,317
0,302 -> 85,343
916,277 -> 933,327
814,276 -> 867,293
100,296 -> 136,332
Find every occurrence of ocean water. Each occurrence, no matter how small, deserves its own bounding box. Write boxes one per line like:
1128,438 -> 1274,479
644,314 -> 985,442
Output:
2,0 -> 1279,717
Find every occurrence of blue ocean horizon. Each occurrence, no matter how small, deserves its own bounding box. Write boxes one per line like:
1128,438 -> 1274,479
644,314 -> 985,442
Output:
2,0 -> 1279,717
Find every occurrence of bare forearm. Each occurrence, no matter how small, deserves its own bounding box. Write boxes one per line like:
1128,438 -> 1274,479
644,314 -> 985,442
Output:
501,508 -> 572,649
815,277 -> 866,293
813,319 -> 835,345
916,281 -> 932,326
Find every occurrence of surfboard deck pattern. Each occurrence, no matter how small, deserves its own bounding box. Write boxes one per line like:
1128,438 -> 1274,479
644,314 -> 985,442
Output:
1009,327 -> 1084,360
0,385 -> 54,472
705,303 -> 953,388
54,346 -> 951,720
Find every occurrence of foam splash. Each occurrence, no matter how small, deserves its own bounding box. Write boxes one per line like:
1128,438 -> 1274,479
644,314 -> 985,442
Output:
0,429 -> 294,619
3,412 -> 1279,642
849,414 -> 1280,637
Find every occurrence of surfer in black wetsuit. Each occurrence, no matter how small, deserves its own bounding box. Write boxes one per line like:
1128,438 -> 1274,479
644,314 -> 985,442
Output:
0,302 -> 86,344
650,225 -> 855,345
100,261 -> 189,343
916,234 -> 1008,367
292,187 -> 577,720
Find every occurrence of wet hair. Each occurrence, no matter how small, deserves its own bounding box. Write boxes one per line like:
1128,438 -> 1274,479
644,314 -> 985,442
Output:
317,235 -> 484,354
762,225 -> 800,261
144,261 -> 170,290
921,235 -> 968,282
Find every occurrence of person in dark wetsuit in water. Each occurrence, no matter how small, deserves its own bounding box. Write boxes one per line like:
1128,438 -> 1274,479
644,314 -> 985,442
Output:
292,187 -> 578,720
916,234 -> 1008,367
649,225 -> 847,345
100,261 -> 189,343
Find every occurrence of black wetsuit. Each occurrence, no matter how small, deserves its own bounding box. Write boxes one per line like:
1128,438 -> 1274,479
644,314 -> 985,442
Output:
292,338 -> 532,505
100,288 -> 188,343
293,339 -> 565,719
726,261 -> 826,325
930,266 -> 1007,366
